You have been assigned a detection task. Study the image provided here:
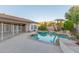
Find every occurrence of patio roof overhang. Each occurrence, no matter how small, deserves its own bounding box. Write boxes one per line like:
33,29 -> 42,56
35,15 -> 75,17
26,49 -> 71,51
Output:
0,13 -> 37,24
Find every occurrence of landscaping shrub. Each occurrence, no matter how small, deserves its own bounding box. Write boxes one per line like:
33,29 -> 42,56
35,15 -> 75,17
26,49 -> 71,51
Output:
64,20 -> 74,31
38,26 -> 48,31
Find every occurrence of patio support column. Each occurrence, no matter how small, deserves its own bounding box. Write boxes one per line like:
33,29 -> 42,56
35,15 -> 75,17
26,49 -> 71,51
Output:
12,24 -> 14,36
1,23 -> 4,40
16,25 -> 19,34
25,23 -> 29,32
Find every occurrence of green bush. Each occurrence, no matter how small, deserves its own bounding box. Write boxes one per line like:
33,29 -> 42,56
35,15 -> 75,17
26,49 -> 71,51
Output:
38,26 -> 48,31
64,20 -> 74,31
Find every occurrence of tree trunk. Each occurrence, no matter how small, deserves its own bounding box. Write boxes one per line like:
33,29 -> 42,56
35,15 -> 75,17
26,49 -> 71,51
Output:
76,24 -> 79,33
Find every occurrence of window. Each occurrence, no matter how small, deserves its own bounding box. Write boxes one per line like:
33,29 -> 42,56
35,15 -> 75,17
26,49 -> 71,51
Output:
31,25 -> 34,30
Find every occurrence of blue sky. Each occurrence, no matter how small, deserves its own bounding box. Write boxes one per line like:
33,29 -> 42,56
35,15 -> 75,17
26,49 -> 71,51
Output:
0,5 -> 71,22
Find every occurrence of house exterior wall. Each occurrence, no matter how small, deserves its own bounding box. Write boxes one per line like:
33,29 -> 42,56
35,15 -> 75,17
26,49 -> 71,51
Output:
25,23 -> 38,32
30,23 -> 38,31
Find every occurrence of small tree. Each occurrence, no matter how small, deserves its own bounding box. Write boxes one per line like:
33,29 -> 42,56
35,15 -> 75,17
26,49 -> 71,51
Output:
65,6 -> 79,33
64,20 -> 74,31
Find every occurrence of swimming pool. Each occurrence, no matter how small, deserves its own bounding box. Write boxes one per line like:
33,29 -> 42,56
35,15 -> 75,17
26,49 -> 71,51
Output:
31,32 -> 69,44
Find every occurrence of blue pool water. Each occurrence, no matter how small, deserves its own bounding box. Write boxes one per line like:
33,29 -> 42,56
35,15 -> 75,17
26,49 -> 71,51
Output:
32,32 -> 69,44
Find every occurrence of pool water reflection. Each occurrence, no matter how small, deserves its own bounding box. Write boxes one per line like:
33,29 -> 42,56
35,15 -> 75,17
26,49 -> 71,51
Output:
32,32 -> 69,44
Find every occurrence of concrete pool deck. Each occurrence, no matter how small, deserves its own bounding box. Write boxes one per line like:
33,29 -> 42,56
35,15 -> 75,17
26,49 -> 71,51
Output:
0,32 -> 62,53
60,38 -> 79,53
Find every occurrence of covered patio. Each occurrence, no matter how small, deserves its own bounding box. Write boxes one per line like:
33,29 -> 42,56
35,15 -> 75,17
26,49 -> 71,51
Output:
0,13 -> 37,40
0,22 -> 26,40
